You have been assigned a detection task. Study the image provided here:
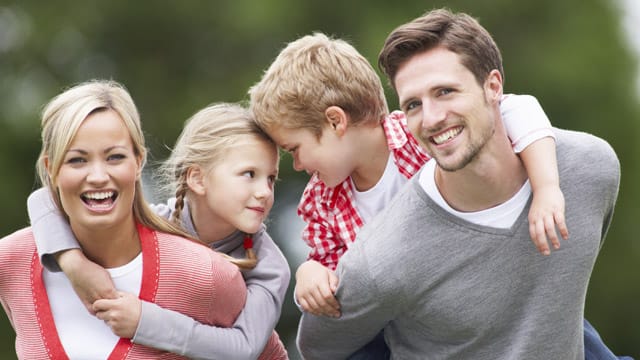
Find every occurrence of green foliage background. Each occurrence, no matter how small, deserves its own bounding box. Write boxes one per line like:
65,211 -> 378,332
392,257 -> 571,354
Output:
0,0 -> 638,358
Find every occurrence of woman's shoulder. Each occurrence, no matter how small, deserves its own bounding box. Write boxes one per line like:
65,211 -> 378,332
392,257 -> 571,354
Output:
1,227 -> 35,249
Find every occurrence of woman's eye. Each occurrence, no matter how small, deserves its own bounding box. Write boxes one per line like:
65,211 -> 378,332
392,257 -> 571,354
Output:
107,154 -> 126,161
66,157 -> 86,164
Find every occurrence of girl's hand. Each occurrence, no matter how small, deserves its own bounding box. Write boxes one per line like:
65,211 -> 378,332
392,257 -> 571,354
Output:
295,260 -> 340,318
93,291 -> 142,339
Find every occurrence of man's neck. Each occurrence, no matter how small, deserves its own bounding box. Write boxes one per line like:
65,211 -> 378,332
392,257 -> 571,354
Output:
435,135 -> 528,213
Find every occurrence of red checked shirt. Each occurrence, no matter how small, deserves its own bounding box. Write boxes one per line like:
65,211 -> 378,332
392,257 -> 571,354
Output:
297,111 -> 430,270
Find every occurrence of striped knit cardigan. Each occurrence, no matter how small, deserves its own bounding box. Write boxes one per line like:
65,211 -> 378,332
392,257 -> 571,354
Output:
0,223 -> 246,359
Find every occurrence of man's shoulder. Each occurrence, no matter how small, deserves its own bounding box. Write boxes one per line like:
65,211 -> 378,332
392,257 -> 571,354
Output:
554,128 -> 619,168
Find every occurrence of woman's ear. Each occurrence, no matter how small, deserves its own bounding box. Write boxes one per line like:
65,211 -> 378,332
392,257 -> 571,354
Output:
186,166 -> 206,196
324,106 -> 349,136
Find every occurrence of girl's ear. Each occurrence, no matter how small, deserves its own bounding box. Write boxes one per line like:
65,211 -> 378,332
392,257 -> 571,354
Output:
186,166 -> 206,196
324,106 -> 349,136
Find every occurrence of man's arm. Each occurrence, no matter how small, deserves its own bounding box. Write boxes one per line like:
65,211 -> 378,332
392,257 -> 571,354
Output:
297,249 -> 394,359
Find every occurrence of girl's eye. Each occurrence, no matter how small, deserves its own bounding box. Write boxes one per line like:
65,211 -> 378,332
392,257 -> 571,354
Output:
268,175 -> 277,186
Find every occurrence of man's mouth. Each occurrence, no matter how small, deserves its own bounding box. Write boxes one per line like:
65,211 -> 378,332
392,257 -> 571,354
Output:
431,126 -> 463,145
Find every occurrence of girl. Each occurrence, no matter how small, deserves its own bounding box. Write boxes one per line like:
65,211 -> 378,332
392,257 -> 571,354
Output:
28,103 -> 290,359
1,80 -> 247,359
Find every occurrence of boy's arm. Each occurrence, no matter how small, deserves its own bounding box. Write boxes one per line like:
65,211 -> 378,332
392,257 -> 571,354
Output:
500,95 -> 569,255
518,138 -> 569,253
28,187 -> 117,311
297,180 -> 349,270
295,260 -> 340,317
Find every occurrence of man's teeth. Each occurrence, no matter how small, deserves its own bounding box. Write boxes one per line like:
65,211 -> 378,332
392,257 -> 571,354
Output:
433,128 -> 461,145
84,191 -> 114,200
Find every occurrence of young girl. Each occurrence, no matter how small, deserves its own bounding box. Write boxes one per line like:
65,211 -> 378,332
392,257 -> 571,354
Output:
28,103 -> 290,359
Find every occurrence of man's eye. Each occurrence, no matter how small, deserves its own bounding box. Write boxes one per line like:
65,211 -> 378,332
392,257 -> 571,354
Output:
438,88 -> 453,96
405,100 -> 421,112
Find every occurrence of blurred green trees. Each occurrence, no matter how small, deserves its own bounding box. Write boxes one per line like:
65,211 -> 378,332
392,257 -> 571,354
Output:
0,0 -> 637,358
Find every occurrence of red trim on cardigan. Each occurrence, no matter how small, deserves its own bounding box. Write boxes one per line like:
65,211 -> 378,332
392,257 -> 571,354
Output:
30,223 -> 160,359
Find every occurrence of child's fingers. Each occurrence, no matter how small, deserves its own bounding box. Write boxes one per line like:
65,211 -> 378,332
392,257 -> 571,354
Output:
543,214 -> 560,250
530,220 -> 550,256
314,289 -> 340,317
554,211 -> 570,240
92,298 -> 116,313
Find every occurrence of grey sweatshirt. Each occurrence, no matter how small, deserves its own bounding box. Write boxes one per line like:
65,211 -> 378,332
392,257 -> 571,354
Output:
297,128 -> 620,359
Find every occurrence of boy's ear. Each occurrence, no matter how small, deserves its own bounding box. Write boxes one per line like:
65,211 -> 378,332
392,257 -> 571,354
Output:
186,166 -> 207,196
324,106 -> 348,136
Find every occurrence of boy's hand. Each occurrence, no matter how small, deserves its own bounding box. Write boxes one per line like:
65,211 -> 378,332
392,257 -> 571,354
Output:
295,260 -> 340,318
56,249 -> 118,314
528,184 -> 569,255
93,291 -> 142,339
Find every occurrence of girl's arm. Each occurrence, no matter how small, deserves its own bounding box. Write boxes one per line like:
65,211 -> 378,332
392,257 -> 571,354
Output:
29,188 -> 291,359
132,229 -> 290,359
500,94 -> 570,255
28,187 -> 117,312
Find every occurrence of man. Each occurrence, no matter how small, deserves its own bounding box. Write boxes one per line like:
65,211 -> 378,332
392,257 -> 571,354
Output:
296,8 -> 620,359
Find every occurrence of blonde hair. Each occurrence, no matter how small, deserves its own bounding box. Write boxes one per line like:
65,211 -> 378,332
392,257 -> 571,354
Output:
160,102 -> 277,269
36,79 -> 192,239
249,32 -> 388,138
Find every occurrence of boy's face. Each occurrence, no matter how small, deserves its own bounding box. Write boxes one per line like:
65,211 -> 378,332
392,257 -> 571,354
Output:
395,46 -> 500,172
267,124 -> 358,188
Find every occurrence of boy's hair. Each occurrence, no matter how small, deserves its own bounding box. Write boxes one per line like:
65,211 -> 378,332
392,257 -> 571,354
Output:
249,32 -> 388,138
37,79 -> 190,239
378,8 -> 504,90
160,102 -> 278,269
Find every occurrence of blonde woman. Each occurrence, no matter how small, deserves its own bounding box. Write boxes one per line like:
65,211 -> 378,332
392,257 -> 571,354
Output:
27,103 -> 289,359
0,80 -> 248,359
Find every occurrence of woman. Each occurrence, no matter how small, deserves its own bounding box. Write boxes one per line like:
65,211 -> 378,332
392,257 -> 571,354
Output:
0,80 -> 246,359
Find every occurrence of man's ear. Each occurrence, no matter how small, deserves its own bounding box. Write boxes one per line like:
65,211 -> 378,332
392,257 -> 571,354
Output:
484,69 -> 503,105
324,106 -> 349,136
186,166 -> 206,196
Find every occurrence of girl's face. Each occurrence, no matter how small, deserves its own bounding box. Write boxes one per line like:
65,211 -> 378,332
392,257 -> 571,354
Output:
200,137 -> 278,237
53,109 -> 141,235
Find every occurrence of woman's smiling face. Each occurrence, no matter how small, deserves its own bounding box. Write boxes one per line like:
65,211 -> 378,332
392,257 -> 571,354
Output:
54,109 -> 141,234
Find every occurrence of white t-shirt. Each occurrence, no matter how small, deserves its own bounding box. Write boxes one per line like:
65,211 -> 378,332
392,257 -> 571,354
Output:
44,253 -> 143,358
352,155 -> 408,223
419,159 -> 531,228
